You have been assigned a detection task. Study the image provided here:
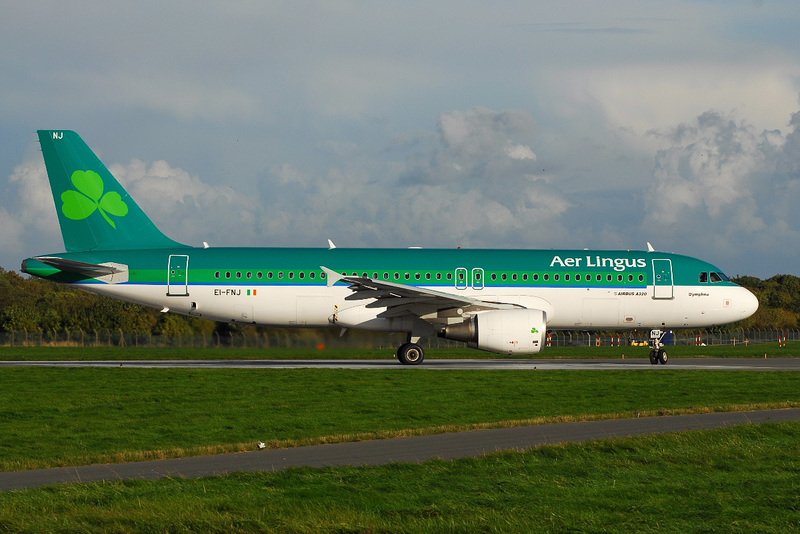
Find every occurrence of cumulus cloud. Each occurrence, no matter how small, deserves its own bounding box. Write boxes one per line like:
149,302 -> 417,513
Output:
642,108 -> 800,270
1,140 -> 263,264
109,159 -> 261,247
7,102 -> 800,278
254,107 -> 567,249
3,148 -> 62,259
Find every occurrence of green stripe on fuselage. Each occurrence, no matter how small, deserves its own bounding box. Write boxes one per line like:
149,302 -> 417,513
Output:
31,248 -> 734,289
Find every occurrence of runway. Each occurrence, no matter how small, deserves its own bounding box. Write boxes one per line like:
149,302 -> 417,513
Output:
1,357 -> 799,370
1,408 -> 798,492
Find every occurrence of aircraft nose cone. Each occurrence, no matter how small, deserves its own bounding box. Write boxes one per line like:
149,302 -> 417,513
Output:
738,287 -> 759,320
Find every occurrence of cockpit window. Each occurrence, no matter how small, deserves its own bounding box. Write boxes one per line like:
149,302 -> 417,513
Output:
699,272 -> 708,283
710,272 -> 728,283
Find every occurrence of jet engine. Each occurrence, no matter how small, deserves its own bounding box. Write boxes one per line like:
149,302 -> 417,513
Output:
440,309 -> 547,354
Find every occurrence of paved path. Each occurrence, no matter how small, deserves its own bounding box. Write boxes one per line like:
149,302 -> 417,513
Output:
2,408 -> 798,492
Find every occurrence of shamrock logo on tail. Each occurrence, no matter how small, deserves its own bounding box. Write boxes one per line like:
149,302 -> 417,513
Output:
61,170 -> 129,229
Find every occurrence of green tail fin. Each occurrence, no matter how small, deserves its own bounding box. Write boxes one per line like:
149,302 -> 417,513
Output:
38,130 -> 189,251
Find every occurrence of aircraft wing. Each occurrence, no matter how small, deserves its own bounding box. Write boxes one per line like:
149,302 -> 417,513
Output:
321,266 -> 519,320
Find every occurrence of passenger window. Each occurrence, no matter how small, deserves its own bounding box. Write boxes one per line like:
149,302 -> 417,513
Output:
564,274 -> 570,281
225,272 -> 231,279
533,274 -> 539,281
554,274 -> 560,281
502,274 -> 507,281
214,271 -> 220,279
575,274 -> 581,281
246,272 -> 252,279
299,272 -> 305,279
257,272 -> 263,279
543,274 -> 549,281
523,273 -> 528,281
512,273 -> 518,281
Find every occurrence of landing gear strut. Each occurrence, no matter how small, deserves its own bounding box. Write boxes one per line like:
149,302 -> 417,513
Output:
648,329 -> 668,365
397,342 -> 425,365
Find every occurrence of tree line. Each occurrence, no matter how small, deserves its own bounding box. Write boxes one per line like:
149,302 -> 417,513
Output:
0,267 -> 796,336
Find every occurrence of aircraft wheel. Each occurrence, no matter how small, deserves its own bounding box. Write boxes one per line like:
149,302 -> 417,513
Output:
649,350 -> 658,365
397,343 -> 425,365
657,349 -> 668,365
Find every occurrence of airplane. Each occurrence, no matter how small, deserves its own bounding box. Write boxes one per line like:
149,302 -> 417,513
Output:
22,130 -> 759,365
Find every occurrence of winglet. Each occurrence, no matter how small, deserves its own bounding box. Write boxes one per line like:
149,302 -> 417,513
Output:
321,266 -> 344,287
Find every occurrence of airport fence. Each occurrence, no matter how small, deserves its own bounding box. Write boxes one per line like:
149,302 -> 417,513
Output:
0,328 -> 797,349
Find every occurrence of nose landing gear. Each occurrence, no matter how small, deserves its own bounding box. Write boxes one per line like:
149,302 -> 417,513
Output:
649,329 -> 669,365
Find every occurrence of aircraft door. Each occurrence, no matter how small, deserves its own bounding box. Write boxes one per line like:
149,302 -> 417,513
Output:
652,259 -> 674,299
167,254 -> 190,296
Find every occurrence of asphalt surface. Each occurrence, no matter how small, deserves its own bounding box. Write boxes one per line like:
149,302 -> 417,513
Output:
1,408 -> 798,492
1,357 -> 799,370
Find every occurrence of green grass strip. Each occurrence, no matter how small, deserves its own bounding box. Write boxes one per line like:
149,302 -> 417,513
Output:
1,422 -> 798,533
1,368 -> 798,471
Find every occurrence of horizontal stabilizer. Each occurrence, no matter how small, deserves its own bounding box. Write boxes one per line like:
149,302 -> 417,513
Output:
31,256 -> 129,284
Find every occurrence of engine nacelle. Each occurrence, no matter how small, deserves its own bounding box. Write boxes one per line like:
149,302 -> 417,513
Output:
441,309 -> 547,354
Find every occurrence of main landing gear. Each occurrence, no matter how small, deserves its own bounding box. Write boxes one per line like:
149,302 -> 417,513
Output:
397,341 -> 425,365
648,329 -> 668,365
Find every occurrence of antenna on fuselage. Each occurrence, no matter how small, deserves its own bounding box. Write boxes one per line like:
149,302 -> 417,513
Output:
647,242 -> 655,252
328,239 -> 336,250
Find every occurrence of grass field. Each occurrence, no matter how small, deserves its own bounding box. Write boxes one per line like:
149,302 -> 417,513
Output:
1,423 -> 798,532
1,367 -> 798,471
0,352 -> 798,532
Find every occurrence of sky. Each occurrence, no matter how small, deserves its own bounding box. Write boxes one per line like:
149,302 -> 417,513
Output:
2,1 -> 799,279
